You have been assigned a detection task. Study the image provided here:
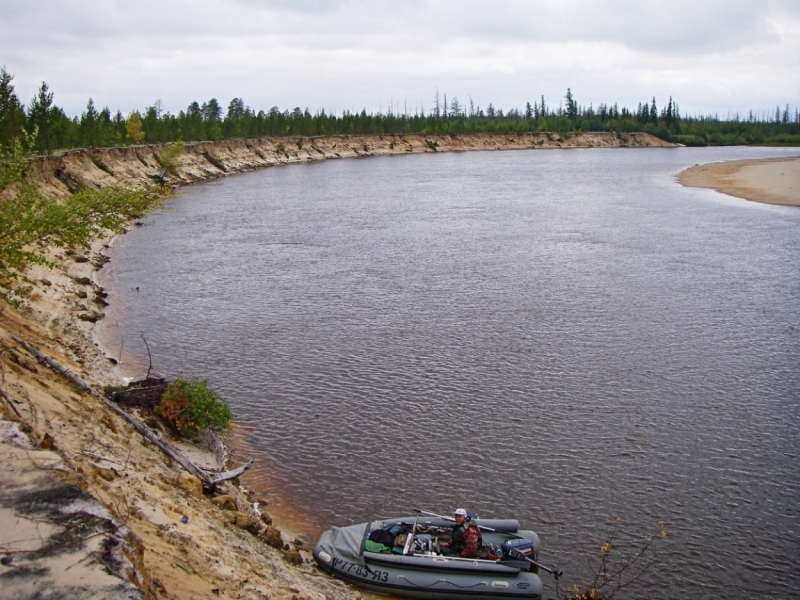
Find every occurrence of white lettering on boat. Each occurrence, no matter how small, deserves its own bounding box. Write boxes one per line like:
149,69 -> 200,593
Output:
332,558 -> 389,582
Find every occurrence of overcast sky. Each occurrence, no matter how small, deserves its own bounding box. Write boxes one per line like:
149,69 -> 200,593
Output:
2,0 -> 799,119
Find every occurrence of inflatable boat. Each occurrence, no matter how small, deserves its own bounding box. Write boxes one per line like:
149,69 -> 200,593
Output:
313,510 -> 559,599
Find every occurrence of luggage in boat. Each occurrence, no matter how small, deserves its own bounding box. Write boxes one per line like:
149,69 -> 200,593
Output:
314,514 -> 549,599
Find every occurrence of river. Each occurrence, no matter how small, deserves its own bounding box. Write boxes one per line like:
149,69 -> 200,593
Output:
98,145 -> 800,599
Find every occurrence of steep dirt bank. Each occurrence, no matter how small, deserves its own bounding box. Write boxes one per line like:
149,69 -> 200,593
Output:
30,132 -> 672,196
0,242 -> 362,598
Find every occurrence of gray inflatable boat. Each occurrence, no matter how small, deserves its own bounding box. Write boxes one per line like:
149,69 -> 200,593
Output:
313,512 -> 554,599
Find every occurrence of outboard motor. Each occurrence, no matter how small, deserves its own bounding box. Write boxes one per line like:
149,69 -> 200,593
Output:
503,538 -> 564,581
502,538 -> 536,559
494,538 -> 536,569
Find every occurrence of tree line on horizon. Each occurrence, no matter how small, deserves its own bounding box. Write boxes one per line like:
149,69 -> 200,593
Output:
1,67 -> 798,155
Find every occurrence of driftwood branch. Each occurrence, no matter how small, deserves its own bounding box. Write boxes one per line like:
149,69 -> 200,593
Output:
140,333 -> 152,380
11,335 -> 253,487
206,459 -> 255,486
0,388 -> 24,421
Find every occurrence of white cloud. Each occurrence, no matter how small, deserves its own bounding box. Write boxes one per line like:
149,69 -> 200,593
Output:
1,0 -> 798,116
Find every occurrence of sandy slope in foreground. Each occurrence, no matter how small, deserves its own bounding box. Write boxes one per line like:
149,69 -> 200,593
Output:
0,240 -> 361,600
679,156 -> 800,206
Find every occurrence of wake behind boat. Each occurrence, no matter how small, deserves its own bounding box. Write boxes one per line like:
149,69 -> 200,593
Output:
313,509 -> 560,599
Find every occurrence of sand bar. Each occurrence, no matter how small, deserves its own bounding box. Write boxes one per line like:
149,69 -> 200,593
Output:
679,156 -> 800,206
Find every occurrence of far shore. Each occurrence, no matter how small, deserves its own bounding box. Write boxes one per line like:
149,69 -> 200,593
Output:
28,131 -> 674,199
679,156 -> 800,207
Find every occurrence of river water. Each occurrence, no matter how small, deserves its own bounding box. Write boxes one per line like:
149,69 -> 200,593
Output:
98,146 -> 800,599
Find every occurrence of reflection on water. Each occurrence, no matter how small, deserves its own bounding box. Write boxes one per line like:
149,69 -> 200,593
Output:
98,146 -> 800,598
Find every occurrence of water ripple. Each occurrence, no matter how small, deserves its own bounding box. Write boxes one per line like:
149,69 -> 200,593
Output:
100,146 -> 800,598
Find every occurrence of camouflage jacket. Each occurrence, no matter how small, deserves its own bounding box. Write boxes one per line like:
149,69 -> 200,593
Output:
451,520 -> 482,558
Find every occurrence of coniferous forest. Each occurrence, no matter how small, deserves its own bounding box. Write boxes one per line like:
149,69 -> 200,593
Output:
1,68 -> 798,155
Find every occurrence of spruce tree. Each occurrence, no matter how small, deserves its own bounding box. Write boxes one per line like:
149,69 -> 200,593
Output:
27,82 -> 55,154
0,68 -> 26,150
565,88 -> 578,121
81,98 -> 98,148
665,97 -> 673,129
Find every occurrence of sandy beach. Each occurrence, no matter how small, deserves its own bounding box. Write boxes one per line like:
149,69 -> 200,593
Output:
679,155 -> 800,206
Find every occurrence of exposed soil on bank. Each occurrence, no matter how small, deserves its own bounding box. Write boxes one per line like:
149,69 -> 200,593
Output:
0,240 -> 365,599
1,132 -> 672,599
29,132 -> 672,197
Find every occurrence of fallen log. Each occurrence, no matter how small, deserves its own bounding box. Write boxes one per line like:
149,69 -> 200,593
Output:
110,378 -> 168,408
11,335 -> 253,488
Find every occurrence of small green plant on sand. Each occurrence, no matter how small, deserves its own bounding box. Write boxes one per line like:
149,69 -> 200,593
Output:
154,142 -> 183,177
0,132 -> 157,306
202,151 -> 227,172
155,378 -> 233,437
90,154 -> 114,176
558,518 -> 668,600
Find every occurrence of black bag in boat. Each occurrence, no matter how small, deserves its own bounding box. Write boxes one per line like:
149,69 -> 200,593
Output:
368,529 -> 395,547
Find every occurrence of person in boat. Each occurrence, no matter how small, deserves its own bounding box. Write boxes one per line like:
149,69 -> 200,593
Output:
440,508 -> 482,558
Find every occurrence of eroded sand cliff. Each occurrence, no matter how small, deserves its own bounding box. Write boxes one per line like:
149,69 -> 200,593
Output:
30,132 -> 672,196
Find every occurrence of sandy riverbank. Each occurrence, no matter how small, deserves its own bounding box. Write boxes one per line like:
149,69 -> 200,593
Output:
27,131 -> 672,197
1,132 -> 672,598
0,240 -> 363,599
679,156 -> 800,206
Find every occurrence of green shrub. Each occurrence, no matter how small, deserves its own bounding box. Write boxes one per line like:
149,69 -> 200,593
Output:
707,132 -> 746,146
202,151 -> 227,172
767,133 -> 800,145
0,133 -> 157,305
672,134 -> 707,146
275,142 -> 285,153
154,142 -> 183,177
155,378 -> 233,436
90,154 -> 114,176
